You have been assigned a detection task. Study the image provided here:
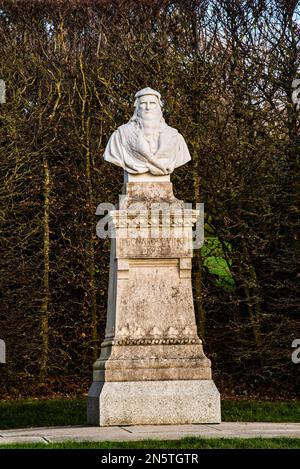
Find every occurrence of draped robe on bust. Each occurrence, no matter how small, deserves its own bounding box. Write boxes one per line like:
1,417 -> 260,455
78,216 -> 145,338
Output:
104,118 -> 191,175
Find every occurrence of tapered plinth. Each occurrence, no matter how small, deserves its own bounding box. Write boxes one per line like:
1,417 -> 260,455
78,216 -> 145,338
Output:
87,182 -> 220,425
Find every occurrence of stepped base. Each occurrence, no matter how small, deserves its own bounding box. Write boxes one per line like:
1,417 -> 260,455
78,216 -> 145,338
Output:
87,380 -> 221,426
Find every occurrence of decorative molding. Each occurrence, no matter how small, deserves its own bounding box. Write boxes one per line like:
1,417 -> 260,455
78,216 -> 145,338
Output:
103,337 -> 201,346
165,326 -> 179,337
129,259 -> 178,268
117,258 -> 191,279
102,325 -> 201,347
179,257 -> 192,278
148,326 -> 163,337
108,209 -> 199,228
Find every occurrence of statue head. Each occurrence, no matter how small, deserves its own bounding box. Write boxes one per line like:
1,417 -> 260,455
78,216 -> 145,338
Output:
132,87 -> 163,123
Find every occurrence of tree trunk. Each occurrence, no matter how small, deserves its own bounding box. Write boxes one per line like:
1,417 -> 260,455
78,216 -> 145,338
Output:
39,156 -> 50,382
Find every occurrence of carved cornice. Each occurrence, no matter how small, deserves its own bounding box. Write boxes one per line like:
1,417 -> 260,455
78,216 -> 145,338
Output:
105,337 -> 201,346
108,209 -> 199,228
102,325 -> 201,347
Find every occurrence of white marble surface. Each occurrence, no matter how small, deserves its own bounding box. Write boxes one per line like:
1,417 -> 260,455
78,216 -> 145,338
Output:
104,87 -> 191,176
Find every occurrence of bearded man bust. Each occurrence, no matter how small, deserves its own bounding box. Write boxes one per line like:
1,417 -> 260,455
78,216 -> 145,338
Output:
104,87 -> 191,176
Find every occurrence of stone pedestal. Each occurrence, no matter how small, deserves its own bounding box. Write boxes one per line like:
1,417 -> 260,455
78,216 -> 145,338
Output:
87,181 -> 220,425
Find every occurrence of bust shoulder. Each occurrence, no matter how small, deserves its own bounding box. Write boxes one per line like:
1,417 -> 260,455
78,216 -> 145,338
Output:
118,121 -> 133,131
160,122 -> 179,138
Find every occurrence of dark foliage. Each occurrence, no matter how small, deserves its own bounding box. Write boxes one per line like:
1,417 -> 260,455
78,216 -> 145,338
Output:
0,0 -> 299,399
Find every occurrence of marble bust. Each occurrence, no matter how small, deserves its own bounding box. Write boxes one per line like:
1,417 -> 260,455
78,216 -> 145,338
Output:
103,87 -> 191,176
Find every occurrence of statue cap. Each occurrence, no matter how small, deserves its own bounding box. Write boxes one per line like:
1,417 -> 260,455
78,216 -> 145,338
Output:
134,87 -> 162,106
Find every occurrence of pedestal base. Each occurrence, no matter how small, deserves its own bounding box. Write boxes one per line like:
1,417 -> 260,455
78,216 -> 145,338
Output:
87,380 -> 221,426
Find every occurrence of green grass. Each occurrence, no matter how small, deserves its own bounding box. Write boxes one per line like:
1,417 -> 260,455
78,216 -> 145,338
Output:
222,400 -> 300,423
0,399 -> 85,429
0,437 -> 300,449
0,399 -> 299,430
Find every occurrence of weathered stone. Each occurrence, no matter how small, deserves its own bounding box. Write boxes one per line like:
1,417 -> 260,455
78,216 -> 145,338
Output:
118,181 -> 183,209
87,380 -> 220,426
88,186 -> 220,423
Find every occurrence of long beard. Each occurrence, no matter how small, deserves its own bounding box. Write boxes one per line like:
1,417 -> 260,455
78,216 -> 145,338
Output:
140,112 -> 162,137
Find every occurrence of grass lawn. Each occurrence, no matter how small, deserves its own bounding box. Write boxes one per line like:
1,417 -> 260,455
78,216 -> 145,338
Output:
0,398 -> 299,430
0,437 -> 300,449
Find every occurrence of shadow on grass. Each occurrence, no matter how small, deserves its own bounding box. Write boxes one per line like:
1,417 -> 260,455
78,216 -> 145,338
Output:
0,399 -> 299,430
